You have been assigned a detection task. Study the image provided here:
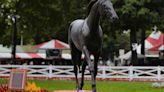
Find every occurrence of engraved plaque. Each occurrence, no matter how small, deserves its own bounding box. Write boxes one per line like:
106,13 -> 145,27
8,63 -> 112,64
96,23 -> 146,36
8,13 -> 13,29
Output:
8,69 -> 27,91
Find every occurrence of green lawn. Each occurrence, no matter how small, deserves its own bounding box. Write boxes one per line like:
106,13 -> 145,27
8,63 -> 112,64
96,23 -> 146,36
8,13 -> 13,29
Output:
0,79 -> 163,92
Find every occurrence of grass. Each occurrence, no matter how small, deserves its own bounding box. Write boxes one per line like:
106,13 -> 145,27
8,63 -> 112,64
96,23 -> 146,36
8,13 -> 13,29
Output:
0,79 -> 163,92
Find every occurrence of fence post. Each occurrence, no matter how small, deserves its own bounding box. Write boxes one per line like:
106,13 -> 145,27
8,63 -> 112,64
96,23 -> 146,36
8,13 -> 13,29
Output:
129,66 -> 133,81
49,65 -> 53,79
22,65 -> 26,69
157,66 -> 161,81
102,66 -> 106,79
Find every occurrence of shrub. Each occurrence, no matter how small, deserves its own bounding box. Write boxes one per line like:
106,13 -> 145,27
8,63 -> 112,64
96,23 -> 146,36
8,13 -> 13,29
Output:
25,82 -> 49,92
0,82 -> 49,92
0,84 -> 8,92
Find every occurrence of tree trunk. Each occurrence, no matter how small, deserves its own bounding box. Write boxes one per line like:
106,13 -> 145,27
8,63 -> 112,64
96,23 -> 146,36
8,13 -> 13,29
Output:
141,30 -> 145,55
140,30 -> 145,65
130,30 -> 138,65
11,17 -> 17,64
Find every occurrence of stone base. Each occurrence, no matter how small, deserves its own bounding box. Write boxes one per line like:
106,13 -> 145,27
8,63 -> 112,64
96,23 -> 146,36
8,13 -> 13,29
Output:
55,90 -> 91,92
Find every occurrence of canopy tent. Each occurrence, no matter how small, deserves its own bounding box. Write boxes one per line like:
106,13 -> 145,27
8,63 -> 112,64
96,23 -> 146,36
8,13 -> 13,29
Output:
0,52 -> 76,60
33,39 -> 70,49
0,45 -> 45,59
0,53 -> 46,59
145,31 -> 164,51
0,44 -> 71,60
118,31 -> 163,63
117,51 -> 145,66
61,53 -> 94,60
118,51 -> 145,60
136,31 -> 163,56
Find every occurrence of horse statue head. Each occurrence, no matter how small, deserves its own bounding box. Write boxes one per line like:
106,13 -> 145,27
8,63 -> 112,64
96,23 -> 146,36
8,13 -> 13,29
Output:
97,0 -> 118,21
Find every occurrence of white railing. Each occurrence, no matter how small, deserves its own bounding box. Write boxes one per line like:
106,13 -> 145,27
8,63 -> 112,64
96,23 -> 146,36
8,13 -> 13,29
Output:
0,65 -> 164,81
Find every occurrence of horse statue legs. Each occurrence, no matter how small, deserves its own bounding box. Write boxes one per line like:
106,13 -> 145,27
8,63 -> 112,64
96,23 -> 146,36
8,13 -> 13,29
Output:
69,40 -> 82,89
69,37 -> 99,91
82,46 -> 101,92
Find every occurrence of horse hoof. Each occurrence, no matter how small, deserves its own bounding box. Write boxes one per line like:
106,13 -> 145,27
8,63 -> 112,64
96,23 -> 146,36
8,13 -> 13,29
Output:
92,89 -> 96,92
88,66 -> 94,72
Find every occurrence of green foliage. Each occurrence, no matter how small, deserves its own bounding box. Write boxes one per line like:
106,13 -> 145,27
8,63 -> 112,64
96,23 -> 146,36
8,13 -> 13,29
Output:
0,0 -> 163,58
0,0 -> 89,45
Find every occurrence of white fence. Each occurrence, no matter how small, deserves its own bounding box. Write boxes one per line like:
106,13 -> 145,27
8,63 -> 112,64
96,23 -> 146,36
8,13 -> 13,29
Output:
1,65 -> 164,81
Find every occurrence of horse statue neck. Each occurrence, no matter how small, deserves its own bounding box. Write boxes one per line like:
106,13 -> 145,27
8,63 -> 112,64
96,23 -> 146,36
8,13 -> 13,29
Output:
86,2 -> 100,31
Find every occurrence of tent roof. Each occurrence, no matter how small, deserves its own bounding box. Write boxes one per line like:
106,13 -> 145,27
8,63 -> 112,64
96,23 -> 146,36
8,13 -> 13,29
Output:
33,39 -> 70,49
145,31 -> 164,51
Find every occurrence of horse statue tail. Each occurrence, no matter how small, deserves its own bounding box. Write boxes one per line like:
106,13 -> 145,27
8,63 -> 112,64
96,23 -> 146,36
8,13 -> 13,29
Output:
68,23 -> 73,46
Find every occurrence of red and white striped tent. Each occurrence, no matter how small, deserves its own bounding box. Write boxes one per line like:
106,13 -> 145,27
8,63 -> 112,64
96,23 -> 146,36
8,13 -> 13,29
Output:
129,31 -> 163,58
145,31 -> 164,51
0,53 -> 74,60
33,39 -> 70,49
0,53 -> 46,59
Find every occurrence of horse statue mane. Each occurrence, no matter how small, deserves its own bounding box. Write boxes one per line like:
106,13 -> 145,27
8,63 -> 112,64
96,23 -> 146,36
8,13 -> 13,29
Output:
87,0 -> 98,14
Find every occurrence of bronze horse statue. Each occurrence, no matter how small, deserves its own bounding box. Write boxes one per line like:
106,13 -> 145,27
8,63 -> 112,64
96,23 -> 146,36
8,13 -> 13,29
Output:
68,0 -> 118,91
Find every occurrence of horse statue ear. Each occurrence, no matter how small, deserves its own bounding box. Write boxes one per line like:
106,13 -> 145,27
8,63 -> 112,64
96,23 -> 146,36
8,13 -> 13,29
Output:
87,0 -> 98,14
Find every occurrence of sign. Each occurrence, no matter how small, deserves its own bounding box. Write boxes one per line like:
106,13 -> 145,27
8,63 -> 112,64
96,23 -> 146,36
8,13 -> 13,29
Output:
8,69 -> 27,91
46,49 -> 62,58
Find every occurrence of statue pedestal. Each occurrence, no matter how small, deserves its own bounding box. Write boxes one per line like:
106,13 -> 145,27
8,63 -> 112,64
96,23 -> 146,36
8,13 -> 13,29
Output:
55,90 -> 91,92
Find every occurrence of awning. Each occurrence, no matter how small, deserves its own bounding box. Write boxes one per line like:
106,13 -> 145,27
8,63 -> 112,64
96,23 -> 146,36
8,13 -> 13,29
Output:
0,53 -> 77,60
0,53 -> 46,59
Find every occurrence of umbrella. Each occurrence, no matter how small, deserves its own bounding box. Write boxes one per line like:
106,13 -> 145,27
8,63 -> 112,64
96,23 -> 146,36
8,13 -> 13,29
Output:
33,39 -> 70,49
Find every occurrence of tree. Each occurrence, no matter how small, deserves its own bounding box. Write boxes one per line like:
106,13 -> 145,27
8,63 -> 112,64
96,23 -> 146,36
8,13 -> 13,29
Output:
0,0 -> 163,64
